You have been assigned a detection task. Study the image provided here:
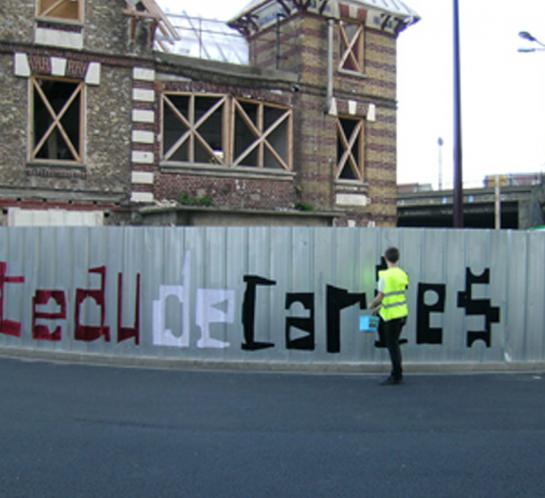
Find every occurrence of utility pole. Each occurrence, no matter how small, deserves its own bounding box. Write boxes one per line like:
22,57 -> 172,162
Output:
453,0 -> 464,227
438,137 -> 444,190
494,174 -> 501,229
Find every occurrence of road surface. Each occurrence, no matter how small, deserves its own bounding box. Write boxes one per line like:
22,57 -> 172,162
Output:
1,358 -> 544,497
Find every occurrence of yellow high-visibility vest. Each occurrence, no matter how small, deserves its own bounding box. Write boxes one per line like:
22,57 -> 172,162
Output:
378,267 -> 409,321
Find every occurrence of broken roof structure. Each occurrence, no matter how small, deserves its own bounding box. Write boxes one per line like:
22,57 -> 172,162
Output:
229,0 -> 419,37
124,0 -> 180,50
158,12 -> 249,63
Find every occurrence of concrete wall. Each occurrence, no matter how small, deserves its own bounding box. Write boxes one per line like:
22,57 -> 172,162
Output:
0,226 -> 544,369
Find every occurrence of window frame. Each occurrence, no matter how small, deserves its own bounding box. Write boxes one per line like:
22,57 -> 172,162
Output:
231,97 -> 293,171
335,115 -> 365,182
36,0 -> 84,24
160,93 -> 293,172
338,20 -> 365,75
29,76 -> 86,166
161,92 -> 229,166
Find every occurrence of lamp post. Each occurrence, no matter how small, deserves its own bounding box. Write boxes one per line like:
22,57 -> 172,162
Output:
437,137 -> 444,190
453,0 -> 463,227
518,31 -> 545,52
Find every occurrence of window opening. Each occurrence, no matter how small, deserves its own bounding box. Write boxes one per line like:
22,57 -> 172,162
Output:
37,0 -> 83,22
162,93 -> 226,165
339,22 -> 364,73
31,78 -> 84,163
336,117 -> 364,180
233,99 -> 292,170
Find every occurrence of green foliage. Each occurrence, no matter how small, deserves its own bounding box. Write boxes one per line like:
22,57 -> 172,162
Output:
294,202 -> 314,212
179,192 -> 214,207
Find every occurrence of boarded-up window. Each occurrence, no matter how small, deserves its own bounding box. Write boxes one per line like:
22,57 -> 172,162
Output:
162,93 -> 227,165
162,94 -> 293,171
233,99 -> 292,170
336,117 -> 364,181
31,77 -> 84,164
339,22 -> 364,73
37,0 -> 83,22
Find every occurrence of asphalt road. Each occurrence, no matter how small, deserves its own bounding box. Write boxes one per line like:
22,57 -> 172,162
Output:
0,358 -> 544,498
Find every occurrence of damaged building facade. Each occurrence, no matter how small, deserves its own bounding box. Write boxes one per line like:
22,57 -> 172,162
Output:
0,0 -> 419,226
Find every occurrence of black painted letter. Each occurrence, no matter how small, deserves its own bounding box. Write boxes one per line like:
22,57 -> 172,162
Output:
242,275 -> 276,351
457,268 -> 500,347
285,293 -> 315,350
326,285 -> 366,353
417,283 -> 446,344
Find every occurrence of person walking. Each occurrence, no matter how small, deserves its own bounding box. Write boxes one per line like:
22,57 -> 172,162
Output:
369,247 -> 410,385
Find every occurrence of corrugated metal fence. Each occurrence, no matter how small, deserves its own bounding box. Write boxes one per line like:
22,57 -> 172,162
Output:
0,227 -> 544,367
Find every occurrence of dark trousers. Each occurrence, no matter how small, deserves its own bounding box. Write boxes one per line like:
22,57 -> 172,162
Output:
383,317 -> 406,380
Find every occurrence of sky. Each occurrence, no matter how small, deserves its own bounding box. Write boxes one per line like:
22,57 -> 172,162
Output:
159,0 -> 545,189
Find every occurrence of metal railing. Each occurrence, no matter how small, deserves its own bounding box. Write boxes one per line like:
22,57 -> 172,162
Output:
157,12 -> 249,64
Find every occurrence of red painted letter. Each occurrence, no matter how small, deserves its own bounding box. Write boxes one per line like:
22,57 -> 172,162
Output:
32,290 -> 67,341
117,273 -> 141,345
0,262 -> 25,337
75,266 -> 110,342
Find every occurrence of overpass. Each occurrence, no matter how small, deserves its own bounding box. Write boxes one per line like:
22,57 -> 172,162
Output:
397,178 -> 545,229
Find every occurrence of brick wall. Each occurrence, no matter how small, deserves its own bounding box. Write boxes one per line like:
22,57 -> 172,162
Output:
250,15 -> 328,82
150,66 -> 300,211
85,63 -> 132,192
0,0 -> 131,56
0,0 -> 34,44
0,4 -> 401,227
292,91 -> 335,209
365,107 -> 397,224
0,50 -> 132,204
247,12 -> 399,227
85,0 -> 129,55
155,174 -> 297,210
0,54 -> 28,187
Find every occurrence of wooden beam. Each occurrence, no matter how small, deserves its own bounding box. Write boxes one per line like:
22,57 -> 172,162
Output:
163,95 -> 191,160
40,0 -> 65,17
287,110 -> 293,170
32,80 -> 82,162
258,103 -> 264,167
336,119 -> 363,180
234,100 -> 261,139
318,0 -> 330,15
339,24 -> 364,72
276,0 -> 292,16
233,101 -> 291,169
139,0 -> 180,40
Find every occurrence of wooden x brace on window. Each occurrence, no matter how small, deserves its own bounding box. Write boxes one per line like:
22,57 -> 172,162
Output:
336,119 -> 363,180
232,100 -> 292,171
339,23 -> 364,73
163,94 -> 227,164
32,79 -> 83,162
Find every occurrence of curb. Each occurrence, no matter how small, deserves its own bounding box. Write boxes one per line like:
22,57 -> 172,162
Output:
1,346 -> 544,375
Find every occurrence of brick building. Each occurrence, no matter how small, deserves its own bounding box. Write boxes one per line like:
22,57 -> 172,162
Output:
0,0 -> 418,227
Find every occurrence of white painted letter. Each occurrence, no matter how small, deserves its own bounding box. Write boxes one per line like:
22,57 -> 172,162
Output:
152,252 -> 191,347
196,289 -> 235,349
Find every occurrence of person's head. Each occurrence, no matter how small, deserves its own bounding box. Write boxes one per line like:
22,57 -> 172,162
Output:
384,247 -> 400,265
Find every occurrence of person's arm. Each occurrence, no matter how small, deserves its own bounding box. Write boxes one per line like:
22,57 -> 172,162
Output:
369,277 -> 385,312
369,291 -> 384,313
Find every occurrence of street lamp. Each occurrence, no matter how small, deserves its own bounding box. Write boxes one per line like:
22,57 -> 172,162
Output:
518,31 -> 545,52
437,137 -> 444,190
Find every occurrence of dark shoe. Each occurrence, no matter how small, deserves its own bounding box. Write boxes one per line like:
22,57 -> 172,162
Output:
380,376 -> 403,386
